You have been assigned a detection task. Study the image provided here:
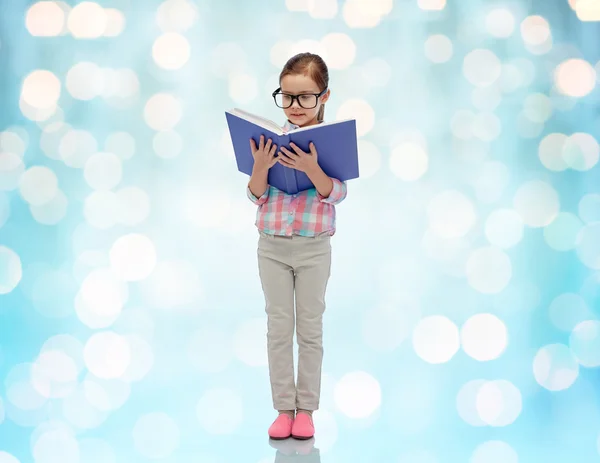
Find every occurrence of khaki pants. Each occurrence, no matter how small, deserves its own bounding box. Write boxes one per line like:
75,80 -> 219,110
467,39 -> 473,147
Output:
257,230 -> 332,411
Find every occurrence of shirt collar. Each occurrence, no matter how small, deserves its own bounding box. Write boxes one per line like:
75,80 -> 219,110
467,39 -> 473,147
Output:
283,119 -> 300,132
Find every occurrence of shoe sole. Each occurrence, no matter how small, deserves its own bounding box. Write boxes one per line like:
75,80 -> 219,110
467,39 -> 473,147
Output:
291,434 -> 313,440
269,435 -> 291,440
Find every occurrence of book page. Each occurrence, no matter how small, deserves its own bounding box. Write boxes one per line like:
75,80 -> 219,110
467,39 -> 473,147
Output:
230,108 -> 283,135
291,118 -> 355,134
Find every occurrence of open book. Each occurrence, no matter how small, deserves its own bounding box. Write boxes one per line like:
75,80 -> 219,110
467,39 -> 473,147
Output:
225,108 -> 359,195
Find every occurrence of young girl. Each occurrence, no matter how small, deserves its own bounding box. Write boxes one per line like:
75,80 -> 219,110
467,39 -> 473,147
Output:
246,52 -> 347,440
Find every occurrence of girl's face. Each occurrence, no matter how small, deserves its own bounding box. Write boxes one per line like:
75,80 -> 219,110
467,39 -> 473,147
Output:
280,73 -> 330,127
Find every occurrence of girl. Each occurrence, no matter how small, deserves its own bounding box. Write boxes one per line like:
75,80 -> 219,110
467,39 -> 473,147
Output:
246,52 -> 347,440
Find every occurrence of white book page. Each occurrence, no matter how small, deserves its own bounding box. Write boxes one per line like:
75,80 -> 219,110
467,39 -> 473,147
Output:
229,108 -> 284,135
291,118 -> 355,134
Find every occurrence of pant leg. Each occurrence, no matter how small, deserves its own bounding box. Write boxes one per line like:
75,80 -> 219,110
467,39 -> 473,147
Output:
293,234 -> 332,411
258,232 -> 296,411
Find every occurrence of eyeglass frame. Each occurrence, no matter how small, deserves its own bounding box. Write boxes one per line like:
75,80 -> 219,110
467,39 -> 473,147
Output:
271,87 -> 328,109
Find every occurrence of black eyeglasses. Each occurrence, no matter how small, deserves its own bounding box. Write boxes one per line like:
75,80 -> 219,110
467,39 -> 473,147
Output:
272,87 -> 328,109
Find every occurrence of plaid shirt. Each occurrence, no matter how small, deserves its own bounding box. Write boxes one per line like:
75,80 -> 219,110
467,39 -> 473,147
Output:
246,121 -> 348,237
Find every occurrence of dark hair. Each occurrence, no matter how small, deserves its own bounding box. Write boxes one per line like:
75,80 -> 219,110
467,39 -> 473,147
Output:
279,52 -> 329,122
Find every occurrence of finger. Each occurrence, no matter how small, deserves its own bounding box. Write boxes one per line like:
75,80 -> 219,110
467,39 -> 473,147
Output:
259,135 -> 265,151
269,144 -> 278,157
289,142 -> 306,156
280,146 -> 299,158
278,158 -> 294,168
309,142 -> 317,155
249,138 -> 256,154
265,138 -> 272,152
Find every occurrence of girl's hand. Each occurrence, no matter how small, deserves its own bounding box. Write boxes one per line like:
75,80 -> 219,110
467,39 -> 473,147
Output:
250,135 -> 278,172
278,142 -> 319,173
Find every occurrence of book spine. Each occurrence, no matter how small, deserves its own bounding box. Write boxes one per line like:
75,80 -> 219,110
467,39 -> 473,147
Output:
281,134 -> 298,194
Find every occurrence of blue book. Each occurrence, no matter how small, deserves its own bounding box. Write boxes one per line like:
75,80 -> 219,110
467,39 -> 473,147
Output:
225,108 -> 359,195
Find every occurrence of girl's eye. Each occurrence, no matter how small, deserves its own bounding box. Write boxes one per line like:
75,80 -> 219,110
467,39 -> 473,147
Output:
299,95 -> 312,101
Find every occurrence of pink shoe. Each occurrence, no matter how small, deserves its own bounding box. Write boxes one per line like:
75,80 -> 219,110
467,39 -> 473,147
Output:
268,414 -> 294,440
291,412 -> 314,440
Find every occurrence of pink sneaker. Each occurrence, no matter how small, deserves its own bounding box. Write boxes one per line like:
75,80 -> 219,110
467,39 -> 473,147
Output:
268,414 -> 294,440
291,412 -> 314,440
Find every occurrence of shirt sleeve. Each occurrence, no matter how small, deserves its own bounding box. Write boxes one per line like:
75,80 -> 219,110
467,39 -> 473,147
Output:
317,178 -> 347,205
247,184 -> 270,205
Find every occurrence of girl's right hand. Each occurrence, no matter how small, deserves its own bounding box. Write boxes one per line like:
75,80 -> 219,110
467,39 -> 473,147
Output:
250,135 -> 278,172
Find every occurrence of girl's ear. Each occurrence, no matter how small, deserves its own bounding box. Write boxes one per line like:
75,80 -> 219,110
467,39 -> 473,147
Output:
321,89 -> 331,104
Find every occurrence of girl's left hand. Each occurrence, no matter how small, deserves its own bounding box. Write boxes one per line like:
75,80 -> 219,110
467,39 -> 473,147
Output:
278,142 -> 318,173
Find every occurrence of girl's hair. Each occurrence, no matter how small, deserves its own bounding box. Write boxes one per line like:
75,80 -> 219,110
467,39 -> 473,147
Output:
279,52 -> 329,122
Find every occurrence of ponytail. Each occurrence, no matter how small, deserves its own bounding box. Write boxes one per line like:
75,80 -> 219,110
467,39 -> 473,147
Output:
317,104 -> 325,123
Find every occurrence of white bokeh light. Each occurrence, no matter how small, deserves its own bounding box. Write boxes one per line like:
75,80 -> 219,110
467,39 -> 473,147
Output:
336,99 -> 375,136
31,350 -> 78,399
153,32 -> 191,70
549,293 -> 595,332
334,371 -> 381,418
109,234 -> 157,282
513,180 -> 560,227
157,0 -> 198,32
554,58 -> 596,98
543,212 -> 583,251
457,379 -> 487,427
0,246 -> 22,295
533,343 -> 579,391
19,166 -> 58,206
26,1 -> 67,37
30,190 -> 68,225
466,247 -> 512,294
463,49 -> 502,87
0,452 -> 19,463
144,93 -> 182,131
485,209 -> 524,248
84,331 -> 131,379
389,142 -> 429,181
471,440 -> 519,463
59,128 -> 97,168
412,316 -> 460,364
133,412 -> 180,459
424,34 -> 453,63
563,132 -> 599,171
569,321 -> 600,367
66,61 -> 104,100
321,33 -> 356,70
476,380 -> 522,426
84,152 -> 122,190
461,314 -> 508,361
486,8 -> 515,38
79,267 -> 128,323
427,190 -> 476,239
32,427 -> 80,463
68,1 -> 107,39
196,389 -> 243,434
539,132 -> 569,171
21,70 -> 61,109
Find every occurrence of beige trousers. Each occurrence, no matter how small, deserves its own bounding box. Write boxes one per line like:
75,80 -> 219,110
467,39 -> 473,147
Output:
257,230 -> 332,411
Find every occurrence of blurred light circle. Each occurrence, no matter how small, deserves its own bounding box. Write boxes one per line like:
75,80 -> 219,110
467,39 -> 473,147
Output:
105,131 -> 136,160
356,140 -> 381,179
424,34 -> 453,63
133,412 -> 180,458
554,59 -> 596,98
286,0 -> 309,11
83,191 -> 120,229
549,293 -> 594,332
336,99 -> 375,136
463,49 -> 502,87
144,93 -> 182,131
562,133 -> 599,171
418,0 -> 446,10
83,374 -> 130,411
80,267 -> 128,319
576,222 -> 600,270
486,8 -> 515,38
513,180 -> 559,227
31,350 -> 78,399
233,318 -> 267,367
115,187 -> 150,226
543,212 -> 583,251
109,234 -> 157,281
524,93 -> 552,123
533,343 -> 579,391
104,8 -> 126,37
538,133 -> 569,171
579,194 -> 600,223
0,452 -> 19,463
289,39 -> 329,63
456,379 -> 487,426
228,73 -> 258,105
334,371 -> 381,418
412,316 -> 460,364
485,209 -> 524,249
390,142 -> 429,181
154,130 -> 182,159
156,0 -> 198,32
84,152 -> 122,190
520,15 -> 551,46
0,129 -> 27,157
196,389 -> 243,434
0,246 -> 22,295
461,314 -> 508,361
68,1 -> 107,39
59,128 -> 97,168
570,320 -> 600,367
476,380 -> 522,426
466,247 -> 512,294
40,335 -> 85,374
26,1 -> 66,37
84,331 -> 131,379
321,33 -> 356,70
470,440 -> 518,463
153,33 -> 191,70
32,427 -> 79,463
21,70 -> 61,109
427,190 -> 476,239
30,190 -> 68,225
0,152 -> 25,191
270,40 -> 294,68
66,62 -> 104,100
343,0 -> 384,28
19,166 -> 58,206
